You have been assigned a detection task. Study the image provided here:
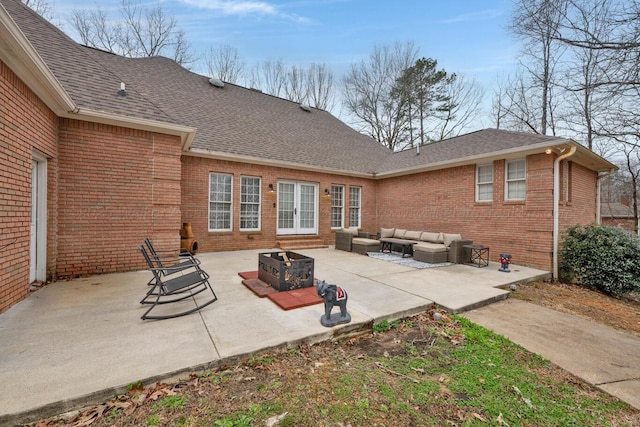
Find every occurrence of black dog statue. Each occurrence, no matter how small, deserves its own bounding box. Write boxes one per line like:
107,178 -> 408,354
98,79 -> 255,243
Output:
315,280 -> 351,327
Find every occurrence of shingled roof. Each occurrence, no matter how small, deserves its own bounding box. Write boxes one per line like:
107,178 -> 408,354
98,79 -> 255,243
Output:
1,0 -> 617,177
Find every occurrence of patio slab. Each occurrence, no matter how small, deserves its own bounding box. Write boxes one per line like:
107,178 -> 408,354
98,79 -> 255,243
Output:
0,248 -> 547,424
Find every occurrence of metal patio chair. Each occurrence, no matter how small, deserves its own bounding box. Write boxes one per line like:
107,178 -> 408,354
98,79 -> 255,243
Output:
138,244 -> 217,320
143,237 -> 201,286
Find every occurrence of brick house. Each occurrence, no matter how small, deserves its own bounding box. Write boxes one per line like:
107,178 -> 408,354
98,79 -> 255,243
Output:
0,0 -> 616,313
601,200 -> 638,232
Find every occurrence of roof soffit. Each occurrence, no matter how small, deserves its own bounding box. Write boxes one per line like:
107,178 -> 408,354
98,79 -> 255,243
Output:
0,1 -> 75,114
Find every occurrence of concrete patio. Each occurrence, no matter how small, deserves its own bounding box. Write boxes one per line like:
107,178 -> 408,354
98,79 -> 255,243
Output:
0,247 -> 549,423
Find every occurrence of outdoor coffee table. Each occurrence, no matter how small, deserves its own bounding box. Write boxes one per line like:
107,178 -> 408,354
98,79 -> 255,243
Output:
464,244 -> 489,268
379,238 -> 417,258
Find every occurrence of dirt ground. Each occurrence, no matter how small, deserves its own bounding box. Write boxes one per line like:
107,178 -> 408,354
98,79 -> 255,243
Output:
510,281 -> 640,338
32,282 -> 640,427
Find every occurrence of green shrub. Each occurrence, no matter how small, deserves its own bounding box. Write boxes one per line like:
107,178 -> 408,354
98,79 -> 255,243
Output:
560,223 -> 640,297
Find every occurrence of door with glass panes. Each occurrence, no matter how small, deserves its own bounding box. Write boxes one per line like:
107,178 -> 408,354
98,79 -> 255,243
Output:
276,181 -> 318,235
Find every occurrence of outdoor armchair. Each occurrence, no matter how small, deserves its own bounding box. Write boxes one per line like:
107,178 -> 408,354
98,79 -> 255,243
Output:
138,244 -> 217,320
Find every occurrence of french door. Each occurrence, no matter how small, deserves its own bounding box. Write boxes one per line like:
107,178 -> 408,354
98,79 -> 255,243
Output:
277,181 -> 318,235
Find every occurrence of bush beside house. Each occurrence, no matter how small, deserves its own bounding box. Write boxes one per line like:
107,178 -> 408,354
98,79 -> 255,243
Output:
560,223 -> 640,297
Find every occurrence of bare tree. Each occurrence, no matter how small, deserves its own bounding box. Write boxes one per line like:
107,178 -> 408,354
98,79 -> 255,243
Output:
306,63 -> 335,110
559,0 -> 640,150
493,72 -> 542,133
22,0 -> 53,20
284,65 -> 308,103
69,0 -> 194,67
434,75 -> 485,141
256,58 -> 287,97
619,142 -> 640,234
204,44 -> 244,84
342,41 -> 419,151
507,0 -> 568,135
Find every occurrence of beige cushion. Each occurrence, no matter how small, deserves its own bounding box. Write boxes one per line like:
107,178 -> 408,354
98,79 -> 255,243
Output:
352,237 -> 380,245
404,230 -> 422,240
393,228 -> 407,238
341,227 -> 359,236
443,233 -> 462,248
420,231 -> 442,243
380,228 -> 395,238
414,243 -> 447,253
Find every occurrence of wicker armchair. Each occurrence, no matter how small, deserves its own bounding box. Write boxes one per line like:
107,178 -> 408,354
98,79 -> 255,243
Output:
335,229 -> 372,252
448,239 -> 474,263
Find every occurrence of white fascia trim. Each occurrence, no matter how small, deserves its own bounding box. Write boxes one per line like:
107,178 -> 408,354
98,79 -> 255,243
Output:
187,148 -> 373,178
0,4 -> 76,114
377,141 -> 569,178
67,108 -> 196,146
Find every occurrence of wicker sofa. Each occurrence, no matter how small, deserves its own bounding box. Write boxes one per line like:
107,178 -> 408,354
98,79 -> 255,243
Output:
335,228 -> 382,254
378,227 -> 472,264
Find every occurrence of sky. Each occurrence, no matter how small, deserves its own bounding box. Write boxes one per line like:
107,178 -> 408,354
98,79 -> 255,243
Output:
47,0 -> 521,129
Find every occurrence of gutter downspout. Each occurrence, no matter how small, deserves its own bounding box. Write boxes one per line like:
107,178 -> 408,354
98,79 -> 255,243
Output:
553,145 -> 577,280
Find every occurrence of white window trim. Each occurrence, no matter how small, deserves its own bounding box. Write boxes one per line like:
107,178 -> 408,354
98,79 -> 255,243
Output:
330,184 -> 345,229
505,159 -> 526,201
349,186 -> 362,228
208,172 -> 233,232
240,175 -> 261,231
475,163 -> 493,202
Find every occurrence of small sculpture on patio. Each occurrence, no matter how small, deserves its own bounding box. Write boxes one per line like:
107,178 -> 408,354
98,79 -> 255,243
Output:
499,253 -> 512,273
316,280 -> 351,327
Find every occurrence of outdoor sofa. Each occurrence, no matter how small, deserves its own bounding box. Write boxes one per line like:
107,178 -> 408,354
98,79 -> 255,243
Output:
378,228 -> 472,264
335,227 -> 472,264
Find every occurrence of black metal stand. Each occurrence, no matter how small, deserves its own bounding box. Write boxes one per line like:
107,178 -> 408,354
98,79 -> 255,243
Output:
464,244 -> 489,268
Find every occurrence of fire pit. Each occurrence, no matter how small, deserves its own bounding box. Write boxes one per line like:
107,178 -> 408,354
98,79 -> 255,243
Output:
258,251 -> 314,291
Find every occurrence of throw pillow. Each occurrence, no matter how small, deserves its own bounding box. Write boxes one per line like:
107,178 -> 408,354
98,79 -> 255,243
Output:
380,228 -> 395,238
393,229 -> 407,238
342,227 -> 359,236
404,230 -> 422,240
420,231 -> 440,243
443,233 -> 462,248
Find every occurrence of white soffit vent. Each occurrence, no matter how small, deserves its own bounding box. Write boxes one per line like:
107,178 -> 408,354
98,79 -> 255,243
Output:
300,103 -> 311,112
209,77 -> 224,88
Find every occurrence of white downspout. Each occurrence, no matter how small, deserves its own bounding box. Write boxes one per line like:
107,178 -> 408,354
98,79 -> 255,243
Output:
553,145 -> 577,279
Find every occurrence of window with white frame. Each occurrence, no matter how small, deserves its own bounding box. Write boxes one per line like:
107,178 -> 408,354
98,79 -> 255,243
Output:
349,186 -> 361,228
505,159 -> 526,201
331,184 -> 344,229
476,163 -> 493,202
209,173 -> 233,231
240,176 -> 261,231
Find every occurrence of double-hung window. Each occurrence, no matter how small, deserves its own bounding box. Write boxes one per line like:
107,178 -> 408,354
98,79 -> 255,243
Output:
209,173 -> 233,231
476,164 -> 493,202
330,184 -> 344,229
505,159 -> 526,201
349,186 -> 361,228
240,176 -> 261,231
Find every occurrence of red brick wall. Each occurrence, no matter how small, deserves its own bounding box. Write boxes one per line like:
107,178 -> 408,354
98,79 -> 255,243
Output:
57,120 -> 182,277
0,60 -> 58,313
180,156 -> 377,252
376,154 -> 598,270
559,160 -> 598,229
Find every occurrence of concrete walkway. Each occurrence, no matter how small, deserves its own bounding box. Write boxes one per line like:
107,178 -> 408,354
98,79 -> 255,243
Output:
464,299 -> 640,411
0,247 -> 563,424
